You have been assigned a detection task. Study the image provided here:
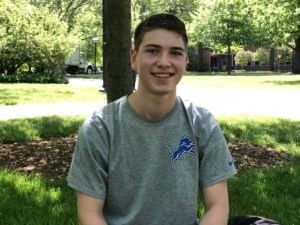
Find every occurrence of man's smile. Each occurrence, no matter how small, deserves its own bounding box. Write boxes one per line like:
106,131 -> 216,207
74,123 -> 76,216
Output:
151,72 -> 174,78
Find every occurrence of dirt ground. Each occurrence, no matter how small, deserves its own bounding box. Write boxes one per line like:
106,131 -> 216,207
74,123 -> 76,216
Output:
0,136 -> 292,179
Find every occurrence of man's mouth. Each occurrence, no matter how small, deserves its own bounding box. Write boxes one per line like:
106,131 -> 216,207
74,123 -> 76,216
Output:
152,73 -> 173,78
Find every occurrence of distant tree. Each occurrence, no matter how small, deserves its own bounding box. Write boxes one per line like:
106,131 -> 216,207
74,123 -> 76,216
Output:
254,0 -> 300,73
131,0 -> 199,29
235,49 -> 253,69
104,0 -> 132,103
0,0 -> 75,74
254,48 -> 269,66
30,0 -> 90,30
191,0 -> 257,74
276,46 -> 293,66
30,0 -> 103,65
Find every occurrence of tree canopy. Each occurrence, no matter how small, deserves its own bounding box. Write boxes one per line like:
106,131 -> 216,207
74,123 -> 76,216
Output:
1,0 -> 300,76
0,0 -> 77,74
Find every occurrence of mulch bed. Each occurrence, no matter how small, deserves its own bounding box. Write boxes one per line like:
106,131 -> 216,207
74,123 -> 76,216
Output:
0,136 -> 292,179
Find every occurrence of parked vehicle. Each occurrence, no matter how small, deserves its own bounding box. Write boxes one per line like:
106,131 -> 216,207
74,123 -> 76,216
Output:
64,47 -> 94,74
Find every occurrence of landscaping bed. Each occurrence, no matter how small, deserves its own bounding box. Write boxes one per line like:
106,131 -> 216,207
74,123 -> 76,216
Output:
0,136 -> 292,179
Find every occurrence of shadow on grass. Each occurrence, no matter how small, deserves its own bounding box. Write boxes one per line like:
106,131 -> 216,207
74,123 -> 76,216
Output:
228,157 -> 300,224
218,117 -> 300,154
0,169 -> 78,225
0,116 -> 84,144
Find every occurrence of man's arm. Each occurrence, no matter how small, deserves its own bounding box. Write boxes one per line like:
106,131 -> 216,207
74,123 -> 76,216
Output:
199,180 -> 229,225
77,192 -> 107,225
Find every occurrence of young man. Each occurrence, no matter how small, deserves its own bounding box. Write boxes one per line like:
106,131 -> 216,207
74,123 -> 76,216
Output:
68,13 -> 236,225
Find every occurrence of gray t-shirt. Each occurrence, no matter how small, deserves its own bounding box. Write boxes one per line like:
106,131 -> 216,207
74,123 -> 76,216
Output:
68,95 -> 236,225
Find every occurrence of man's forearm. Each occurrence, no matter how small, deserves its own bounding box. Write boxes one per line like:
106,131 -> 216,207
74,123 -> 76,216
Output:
199,205 -> 228,225
78,212 -> 107,225
77,192 -> 107,225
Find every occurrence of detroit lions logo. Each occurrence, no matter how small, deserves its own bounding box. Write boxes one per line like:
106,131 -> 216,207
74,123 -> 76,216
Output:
164,136 -> 197,164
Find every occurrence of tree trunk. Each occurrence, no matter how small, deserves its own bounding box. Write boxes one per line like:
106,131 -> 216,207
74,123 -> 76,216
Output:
269,48 -> 275,72
292,36 -> 300,74
101,0 -> 107,92
104,0 -> 132,103
227,44 -> 232,75
0,63 -> 4,74
197,43 -> 203,72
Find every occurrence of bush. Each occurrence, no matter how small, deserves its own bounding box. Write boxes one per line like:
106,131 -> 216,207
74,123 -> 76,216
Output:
0,72 -> 69,84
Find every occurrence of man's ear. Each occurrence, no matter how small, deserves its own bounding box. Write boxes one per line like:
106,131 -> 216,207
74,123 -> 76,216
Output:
185,56 -> 189,71
130,48 -> 137,71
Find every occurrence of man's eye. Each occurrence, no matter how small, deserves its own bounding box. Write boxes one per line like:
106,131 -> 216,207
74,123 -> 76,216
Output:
171,51 -> 183,56
146,49 -> 158,54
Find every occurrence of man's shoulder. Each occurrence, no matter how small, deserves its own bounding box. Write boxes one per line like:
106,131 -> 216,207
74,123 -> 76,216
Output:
84,95 -> 128,125
95,95 -> 127,114
179,97 -> 213,118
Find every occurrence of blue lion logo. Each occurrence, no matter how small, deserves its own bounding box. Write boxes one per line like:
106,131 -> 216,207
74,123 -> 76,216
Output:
165,136 -> 197,164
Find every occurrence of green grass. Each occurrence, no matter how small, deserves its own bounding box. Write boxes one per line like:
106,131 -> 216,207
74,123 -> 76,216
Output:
228,157 -> 300,224
0,169 -> 78,225
181,72 -> 300,89
197,158 -> 300,224
2,160 -> 297,225
0,115 -> 85,144
0,83 -> 105,105
218,115 -> 300,155
67,73 -> 103,79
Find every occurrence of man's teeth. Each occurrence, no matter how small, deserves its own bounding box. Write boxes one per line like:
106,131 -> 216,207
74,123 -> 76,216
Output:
155,73 -> 170,78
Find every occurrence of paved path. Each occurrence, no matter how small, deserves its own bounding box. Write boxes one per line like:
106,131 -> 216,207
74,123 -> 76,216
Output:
0,78 -> 299,120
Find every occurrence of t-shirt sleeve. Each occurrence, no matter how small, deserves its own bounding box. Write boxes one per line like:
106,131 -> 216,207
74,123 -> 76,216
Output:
67,114 -> 109,199
198,117 -> 237,188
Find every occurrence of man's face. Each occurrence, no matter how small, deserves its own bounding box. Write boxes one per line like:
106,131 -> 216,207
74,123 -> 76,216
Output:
131,29 -> 188,96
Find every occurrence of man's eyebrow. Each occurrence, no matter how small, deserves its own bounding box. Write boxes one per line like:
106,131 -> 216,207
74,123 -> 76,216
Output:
144,44 -> 161,48
171,46 -> 185,52
144,44 -> 185,51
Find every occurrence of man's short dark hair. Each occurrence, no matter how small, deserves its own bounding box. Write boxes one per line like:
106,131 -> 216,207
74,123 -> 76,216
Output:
134,13 -> 188,52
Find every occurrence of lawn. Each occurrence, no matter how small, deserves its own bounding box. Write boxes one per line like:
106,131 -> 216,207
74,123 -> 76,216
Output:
0,83 -> 105,105
2,159 -> 298,225
181,72 -> 300,89
1,72 -> 300,105
0,169 -> 78,225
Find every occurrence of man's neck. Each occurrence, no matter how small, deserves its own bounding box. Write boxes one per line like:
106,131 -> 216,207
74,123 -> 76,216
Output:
128,91 -> 177,120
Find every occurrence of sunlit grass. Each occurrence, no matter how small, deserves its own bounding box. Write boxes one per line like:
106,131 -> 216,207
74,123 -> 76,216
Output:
0,83 -> 105,105
180,72 -> 300,89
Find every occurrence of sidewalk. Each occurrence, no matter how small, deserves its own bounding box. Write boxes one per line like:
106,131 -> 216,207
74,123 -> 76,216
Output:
0,79 -> 300,121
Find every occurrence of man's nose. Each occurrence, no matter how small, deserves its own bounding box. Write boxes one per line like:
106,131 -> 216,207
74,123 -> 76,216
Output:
156,52 -> 171,67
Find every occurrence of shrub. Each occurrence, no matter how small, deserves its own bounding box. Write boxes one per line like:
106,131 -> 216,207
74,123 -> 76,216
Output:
0,72 -> 68,84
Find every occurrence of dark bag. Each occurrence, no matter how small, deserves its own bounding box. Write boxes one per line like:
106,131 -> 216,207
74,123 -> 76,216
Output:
228,215 -> 283,225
